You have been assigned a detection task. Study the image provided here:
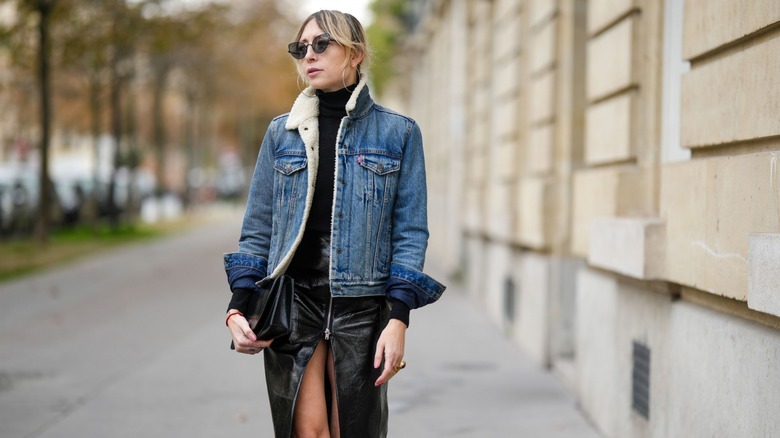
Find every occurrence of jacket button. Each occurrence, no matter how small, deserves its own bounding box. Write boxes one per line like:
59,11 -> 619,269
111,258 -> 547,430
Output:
378,164 -> 384,172
338,212 -> 343,218
337,248 -> 342,254
341,179 -> 346,184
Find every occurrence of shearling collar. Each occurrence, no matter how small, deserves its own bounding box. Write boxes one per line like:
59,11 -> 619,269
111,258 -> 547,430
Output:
284,73 -> 370,131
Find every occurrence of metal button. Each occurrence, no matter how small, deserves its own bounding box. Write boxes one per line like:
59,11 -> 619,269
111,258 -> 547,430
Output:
337,248 -> 342,254
338,212 -> 343,218
378,164 -> 384,172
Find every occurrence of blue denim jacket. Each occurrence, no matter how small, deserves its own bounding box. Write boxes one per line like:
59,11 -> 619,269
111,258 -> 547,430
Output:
224,75 -> 445,309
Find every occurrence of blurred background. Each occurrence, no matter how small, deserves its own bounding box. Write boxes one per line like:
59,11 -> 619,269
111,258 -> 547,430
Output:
0,0 -> 378,241
3,0 -> 780,437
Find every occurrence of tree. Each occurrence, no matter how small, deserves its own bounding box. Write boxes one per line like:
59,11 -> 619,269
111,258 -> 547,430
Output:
33,0 -> 54,243
143,6 -> 178,196
0,0 -> 60,243
366,0 -> 410,98
0,0 -> 303,236
207,0 -> 298,165
105,0 -> 142,228
58,0 -> 115,227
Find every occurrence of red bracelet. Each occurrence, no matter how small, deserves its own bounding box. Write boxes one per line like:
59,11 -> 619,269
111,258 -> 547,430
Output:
225,311 -> 244,327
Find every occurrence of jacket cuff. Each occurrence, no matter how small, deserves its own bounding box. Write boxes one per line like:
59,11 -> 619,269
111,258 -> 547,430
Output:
387,263 -> 446,309
224,252 -> 268,292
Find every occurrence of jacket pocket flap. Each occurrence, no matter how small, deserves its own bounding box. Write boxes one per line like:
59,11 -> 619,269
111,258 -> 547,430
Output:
273,155 -> 307,175
358,154 -> 401,175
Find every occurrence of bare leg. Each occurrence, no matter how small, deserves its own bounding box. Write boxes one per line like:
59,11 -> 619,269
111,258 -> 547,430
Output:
293,340 -> 330,438
327,344 -> 340,438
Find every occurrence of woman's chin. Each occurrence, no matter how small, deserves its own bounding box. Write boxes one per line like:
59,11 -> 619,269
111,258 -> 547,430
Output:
311,80 -> 343,92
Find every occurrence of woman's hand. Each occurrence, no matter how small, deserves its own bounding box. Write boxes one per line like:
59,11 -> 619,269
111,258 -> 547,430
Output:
227,310 -> 273,354
374,319 -> 407,386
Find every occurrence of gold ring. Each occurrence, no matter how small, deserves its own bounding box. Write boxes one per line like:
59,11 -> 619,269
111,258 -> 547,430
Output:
393,361 -> 407,372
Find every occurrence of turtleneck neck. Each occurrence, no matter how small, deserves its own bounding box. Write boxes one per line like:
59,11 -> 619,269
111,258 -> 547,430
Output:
316,83 -> 357,118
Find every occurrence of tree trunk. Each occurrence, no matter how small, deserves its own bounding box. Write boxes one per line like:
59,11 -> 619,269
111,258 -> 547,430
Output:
152,64 -> 169,198
88,69 -> 102,230
34,0 -> 53,246
108,41 -> 123,229
183,86 -> 196,208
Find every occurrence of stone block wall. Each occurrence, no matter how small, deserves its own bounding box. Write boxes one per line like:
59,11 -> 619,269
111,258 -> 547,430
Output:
392,0 -> 780,436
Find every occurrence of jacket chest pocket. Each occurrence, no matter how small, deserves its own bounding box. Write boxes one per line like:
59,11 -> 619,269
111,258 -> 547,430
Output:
273,155 -> 308,204
356,153 -> 401,204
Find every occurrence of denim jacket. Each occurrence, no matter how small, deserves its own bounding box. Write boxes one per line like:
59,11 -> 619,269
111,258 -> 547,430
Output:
224,75 -> 445,309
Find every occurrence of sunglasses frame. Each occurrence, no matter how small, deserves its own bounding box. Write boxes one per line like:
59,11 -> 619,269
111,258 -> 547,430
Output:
288,33 -> 332,59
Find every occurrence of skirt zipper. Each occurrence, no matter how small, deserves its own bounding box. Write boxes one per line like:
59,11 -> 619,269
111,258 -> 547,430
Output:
324,293 -> 334,340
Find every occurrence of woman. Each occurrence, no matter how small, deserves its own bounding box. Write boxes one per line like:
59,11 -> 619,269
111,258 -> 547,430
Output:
223,10 -> 445,438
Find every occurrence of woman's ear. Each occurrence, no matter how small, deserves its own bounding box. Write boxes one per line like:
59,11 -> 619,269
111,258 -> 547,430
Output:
351,50 -> 365,69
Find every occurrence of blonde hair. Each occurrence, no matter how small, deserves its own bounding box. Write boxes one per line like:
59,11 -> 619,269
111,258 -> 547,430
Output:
293,10 -> 370,86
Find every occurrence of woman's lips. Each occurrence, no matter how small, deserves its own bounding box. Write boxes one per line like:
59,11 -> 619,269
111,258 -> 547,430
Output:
307,68 -> 322,77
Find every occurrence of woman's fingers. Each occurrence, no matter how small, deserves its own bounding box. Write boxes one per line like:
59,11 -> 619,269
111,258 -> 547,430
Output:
373,339 -> 385,369
227,313 -> 273,354
373,321 -> 407,386
235,337 -> 273,354
375,357 -> 397,386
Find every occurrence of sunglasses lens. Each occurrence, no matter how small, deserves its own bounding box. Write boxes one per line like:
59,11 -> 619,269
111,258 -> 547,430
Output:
288,42 -> 306,59
312,35 -> 330,53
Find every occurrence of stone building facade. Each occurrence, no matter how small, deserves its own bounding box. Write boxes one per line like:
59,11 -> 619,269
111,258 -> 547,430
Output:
388,0 -> 780,436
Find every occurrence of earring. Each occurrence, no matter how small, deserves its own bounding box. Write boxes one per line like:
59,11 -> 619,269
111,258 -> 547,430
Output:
341,69 -> 348,90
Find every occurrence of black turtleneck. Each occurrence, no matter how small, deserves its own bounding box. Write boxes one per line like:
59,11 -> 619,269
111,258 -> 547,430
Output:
309,84 -> 355,232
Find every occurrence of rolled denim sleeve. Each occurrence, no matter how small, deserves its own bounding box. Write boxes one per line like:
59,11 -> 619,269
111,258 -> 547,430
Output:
386,263 -> 444,308
224,252 -> 267,292
386,121 -> 445,308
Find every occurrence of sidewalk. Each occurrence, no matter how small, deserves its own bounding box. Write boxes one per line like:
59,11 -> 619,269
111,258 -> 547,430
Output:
389,268 -> 599,437
0,212 -> 599,437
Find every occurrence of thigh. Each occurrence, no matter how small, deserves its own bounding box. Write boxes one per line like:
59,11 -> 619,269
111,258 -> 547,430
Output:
293,339 -> 330,438
327,347 -> 340,438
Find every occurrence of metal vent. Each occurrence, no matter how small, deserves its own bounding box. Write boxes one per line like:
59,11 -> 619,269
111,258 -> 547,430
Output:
632,341 -> 651,419
504,277 -> 516,323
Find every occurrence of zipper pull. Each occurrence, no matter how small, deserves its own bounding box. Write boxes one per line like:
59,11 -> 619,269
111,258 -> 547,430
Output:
324,328 -> 331,340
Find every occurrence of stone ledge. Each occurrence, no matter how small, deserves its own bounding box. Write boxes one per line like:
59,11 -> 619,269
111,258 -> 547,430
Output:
588,217 -> 665,279
748,233 -> 780,317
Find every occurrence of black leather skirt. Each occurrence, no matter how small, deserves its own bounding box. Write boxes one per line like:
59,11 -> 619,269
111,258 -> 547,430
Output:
263,284 -> 389,438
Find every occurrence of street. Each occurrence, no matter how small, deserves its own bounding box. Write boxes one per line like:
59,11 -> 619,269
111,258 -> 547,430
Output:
0,209 -> 599,437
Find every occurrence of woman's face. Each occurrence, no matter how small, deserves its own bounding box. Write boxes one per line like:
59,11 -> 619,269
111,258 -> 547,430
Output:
298,20 -> 359,92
